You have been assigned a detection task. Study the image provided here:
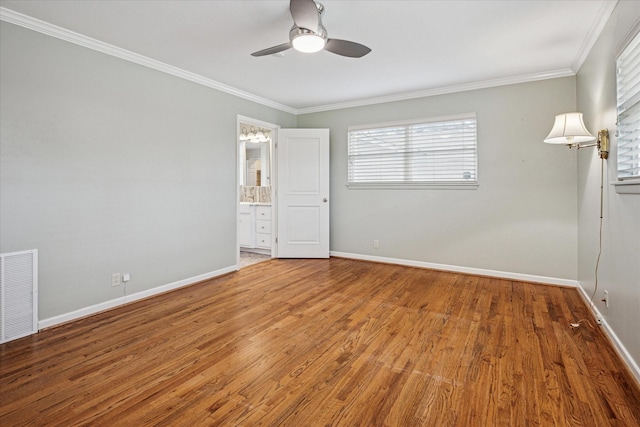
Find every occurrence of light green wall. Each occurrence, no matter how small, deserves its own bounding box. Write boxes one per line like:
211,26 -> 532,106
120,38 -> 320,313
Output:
576,1 -> 640,371
0,22 -> 296,320
298,78 -> 579,280
7,6 -> 634,374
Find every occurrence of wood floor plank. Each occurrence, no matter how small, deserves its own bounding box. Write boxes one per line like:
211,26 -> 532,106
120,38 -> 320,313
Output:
1,258 -> 639,426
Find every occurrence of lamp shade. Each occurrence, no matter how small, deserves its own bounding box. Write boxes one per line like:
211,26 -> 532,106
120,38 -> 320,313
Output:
544,112 -> 595,144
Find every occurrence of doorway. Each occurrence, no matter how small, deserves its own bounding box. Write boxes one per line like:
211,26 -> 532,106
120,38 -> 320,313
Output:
237,116 -> 278,268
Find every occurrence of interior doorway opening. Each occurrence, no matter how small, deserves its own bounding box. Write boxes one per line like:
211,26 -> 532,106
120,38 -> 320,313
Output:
237,116 -> 278,269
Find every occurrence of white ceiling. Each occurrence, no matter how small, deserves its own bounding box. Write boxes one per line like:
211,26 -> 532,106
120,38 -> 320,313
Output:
0,0 -> 616,113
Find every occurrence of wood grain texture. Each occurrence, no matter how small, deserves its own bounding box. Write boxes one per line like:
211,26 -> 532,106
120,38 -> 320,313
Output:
1,258 -> 639,426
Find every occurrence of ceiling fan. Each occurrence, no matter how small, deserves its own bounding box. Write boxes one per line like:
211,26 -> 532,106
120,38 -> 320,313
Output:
251,0 -> 371,58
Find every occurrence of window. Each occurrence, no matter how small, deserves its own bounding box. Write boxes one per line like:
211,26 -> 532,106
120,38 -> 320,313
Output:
348,113 -> 477,188
616,30 -> 640,182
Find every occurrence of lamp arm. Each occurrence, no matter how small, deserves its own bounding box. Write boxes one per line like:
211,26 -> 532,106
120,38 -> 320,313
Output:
574,142 -> 598,149
570,129 -> 609,159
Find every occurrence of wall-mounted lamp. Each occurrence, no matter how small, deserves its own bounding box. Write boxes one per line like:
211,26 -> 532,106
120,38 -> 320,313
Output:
544,112 -> 609,159
544,112 -> 611,319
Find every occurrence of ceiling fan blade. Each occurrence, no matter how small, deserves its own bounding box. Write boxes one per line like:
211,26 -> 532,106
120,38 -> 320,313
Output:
325,39 -> 371,58
251,42 -> 292,57
290,0 -> 319,32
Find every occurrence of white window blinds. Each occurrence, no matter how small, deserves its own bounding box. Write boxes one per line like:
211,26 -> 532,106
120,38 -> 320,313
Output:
616,30 -> 640,181
348,114 -> 477,186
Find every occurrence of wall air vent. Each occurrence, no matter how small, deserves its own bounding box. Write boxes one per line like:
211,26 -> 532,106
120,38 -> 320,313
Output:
1,250 -> 38,343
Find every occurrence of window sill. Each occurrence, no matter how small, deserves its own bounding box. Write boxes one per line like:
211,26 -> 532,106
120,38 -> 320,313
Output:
611,180 -> 640,194
347,182 -> 479,190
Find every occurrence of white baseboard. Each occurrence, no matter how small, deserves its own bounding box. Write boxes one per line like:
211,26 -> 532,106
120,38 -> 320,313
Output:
330,251 -> 579,287
575,285 -> 640,385
38,265 -> 237,330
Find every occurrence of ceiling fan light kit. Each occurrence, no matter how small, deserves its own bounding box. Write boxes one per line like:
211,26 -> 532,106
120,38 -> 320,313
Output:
251,0 -> 371,58
291,29 -> 326,53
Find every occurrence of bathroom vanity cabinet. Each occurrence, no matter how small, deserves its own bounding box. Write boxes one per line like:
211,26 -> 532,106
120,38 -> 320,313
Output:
239,203 -> 272,253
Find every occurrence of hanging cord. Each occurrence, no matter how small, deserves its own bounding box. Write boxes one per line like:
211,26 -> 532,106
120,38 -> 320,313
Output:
572,157 -> 605,330
589,157 -> 605,304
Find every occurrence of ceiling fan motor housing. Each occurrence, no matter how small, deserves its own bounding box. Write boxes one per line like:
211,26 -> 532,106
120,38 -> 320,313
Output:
251,0 -> 370,58
289,24 -> 327,43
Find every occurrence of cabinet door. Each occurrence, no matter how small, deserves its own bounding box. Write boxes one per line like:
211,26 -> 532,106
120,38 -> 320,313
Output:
238,211 -> 254,247
256,206 -> 272,220
256,233 -> 272,249
256,219 -> 271,234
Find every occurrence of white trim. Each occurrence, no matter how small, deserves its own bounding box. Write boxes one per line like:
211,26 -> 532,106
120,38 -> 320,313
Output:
330,251 -> 579,287
575,285 -> 640,385
346,183 -> 478,190
0,7 -> 297,115
297,70 -> 575,115
614,16 -> 640,59
612,179 -> 640,194
236,115 -> 280,267
612,179 -> 640,185
0,249 -> 39,342
571,0 -> 618,72
2,7 -> 577,116
0,248 -> 38,258
237,115 -> 282,133
38,265 -> 237,330
347,112 -> 476,132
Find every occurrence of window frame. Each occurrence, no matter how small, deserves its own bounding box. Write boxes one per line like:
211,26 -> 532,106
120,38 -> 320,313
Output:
347,113 -> 479,190
614,24 -> 640,193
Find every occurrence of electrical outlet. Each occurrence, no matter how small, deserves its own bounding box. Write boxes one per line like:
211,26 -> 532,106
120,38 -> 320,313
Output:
112,273 -> 121,287
596,312 -> 603,325
603,290 -> 609,308
373,240 -> 379,249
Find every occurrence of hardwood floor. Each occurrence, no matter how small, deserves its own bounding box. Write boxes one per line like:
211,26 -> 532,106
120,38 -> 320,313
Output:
1,258 -> 639,426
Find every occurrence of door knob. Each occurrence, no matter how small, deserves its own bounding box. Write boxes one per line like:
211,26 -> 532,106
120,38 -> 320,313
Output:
323,198 -> 328,203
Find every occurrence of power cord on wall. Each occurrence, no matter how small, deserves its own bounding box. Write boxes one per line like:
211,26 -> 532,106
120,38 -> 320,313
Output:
590,157 -> 605,304
571,157 -> 606,331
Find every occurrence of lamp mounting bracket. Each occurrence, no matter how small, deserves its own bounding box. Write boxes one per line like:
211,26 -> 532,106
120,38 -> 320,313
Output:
566,128 -> 609,159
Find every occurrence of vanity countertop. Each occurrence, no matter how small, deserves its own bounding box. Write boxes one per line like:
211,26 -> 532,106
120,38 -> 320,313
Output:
240,202 -> 271,206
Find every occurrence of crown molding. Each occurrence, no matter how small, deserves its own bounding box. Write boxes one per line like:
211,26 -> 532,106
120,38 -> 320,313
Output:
296,69 -> 576,115
0,7 -> 297,115
0,6 -> 593,117
571,0 -> 618,72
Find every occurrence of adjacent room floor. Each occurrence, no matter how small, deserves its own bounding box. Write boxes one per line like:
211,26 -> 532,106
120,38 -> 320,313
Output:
239,250 -> 271,268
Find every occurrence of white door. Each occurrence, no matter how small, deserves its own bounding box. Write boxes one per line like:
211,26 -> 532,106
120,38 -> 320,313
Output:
277,128 -> 330,258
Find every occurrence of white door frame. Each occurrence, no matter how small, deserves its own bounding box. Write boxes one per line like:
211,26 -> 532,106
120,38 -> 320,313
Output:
236,115 -> 280,268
